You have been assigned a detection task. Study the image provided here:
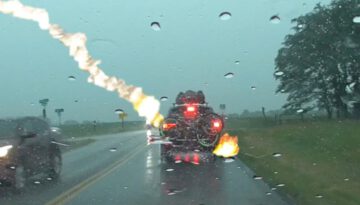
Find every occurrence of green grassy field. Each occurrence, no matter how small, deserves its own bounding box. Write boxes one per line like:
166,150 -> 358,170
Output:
59,121 -> 145,138
57,121 -> 145,152
225,118 -> 360,205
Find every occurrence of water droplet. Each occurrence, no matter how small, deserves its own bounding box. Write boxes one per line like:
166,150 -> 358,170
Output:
114,109 -> 124,114
74,100 -> 78,103
34,181 -> 41,185
272,153 -> 282,158
47,177 -> 53,181
224,158 -> 235,163
30,103 -> 35,106
68,76 -> 76,81
235,61 -> 240,65
297,109 -> 304,113
167,189 -> 176,195
275,71 -> 284,76
109,148 -> 117,152
151,22 -> 161,31
277,183 -> 285,187
251,86 -> 256,90
315,194 -> 323,199
353,16 -> 360,23
271,187 -> 277,191
194,149 -> 200,152
253,175 -> 263,180
298,24 -> 304,28
160,96 -> 168,101
166,168 -> 174,172
219,12 -> 232,20
313,162 -> 317,166
175,160 -> 182,164
10,166 -> 15,170
161,182 -> 166,185
224,72 -> 234,79
266,192 -> 272,196
124,186 -> 128,189
215,177 -> 220,180
344,178 -> 350,181
274,171 -> 279,174
270,15 -> 281,24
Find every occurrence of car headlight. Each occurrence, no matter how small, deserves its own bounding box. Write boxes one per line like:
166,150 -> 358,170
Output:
0,145 -> 13,157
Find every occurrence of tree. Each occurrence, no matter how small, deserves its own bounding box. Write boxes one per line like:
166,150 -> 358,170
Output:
275,0 -> 360,119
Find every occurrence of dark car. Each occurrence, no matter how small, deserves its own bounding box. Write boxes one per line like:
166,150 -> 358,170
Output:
0,117 -> 62,191
160,90 -> 224,163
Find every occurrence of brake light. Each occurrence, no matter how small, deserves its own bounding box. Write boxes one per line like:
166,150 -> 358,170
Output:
211,119 -> 223,133
163,122 -> 176,131
187,106 -> 195,112
184,104 -> 198,119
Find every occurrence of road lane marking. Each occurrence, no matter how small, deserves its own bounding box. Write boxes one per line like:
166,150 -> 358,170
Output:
45,143 -> 147,205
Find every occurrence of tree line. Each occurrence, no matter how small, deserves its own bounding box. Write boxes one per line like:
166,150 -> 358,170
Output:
275,0 -> 360,119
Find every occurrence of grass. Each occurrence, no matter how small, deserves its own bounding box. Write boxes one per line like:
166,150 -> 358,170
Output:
225,118 -> 360,205
57,121 -> 145,152
59,121 -> 145,138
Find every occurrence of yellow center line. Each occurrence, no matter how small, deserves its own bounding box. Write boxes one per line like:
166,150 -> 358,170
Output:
45,143 -> 147,205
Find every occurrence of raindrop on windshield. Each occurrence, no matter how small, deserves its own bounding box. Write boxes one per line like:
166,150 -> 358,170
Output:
272,153 -> 282,158
160,96 -> 168,102
34,180 -> 41,185
297,109 -> 304,113
109,148 -> 117,152
270,15 -> 281,24
315,194 -> 323,199
224,158 -> 235,163
253,175 -> 263,180
275,71 -> 284,76
277,183 -> 285,187
47,177 -> 53,181
175,160 -> 182,164
274,171 -> 279,174
114,109 -> 124,114
353,16 -> 360,23
251,86 -> 256,90
344,178 -> 350,181
235,61 -> 240,65
68,75 -> 76,81
271,187 -> 277,191
219,12 -> 232,20
151,22 -> 161,31
266,192 -> 272,196
30,103 -> 35,106
224,72 -> 234,79
166,168 -> 174,172
167,189 -> 177,196
74,100 -> 79,103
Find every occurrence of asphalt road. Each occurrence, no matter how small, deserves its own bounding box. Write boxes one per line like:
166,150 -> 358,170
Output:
0,130 -> 290,205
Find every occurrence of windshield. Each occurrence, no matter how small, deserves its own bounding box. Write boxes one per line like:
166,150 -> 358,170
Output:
0,0 -> 359,205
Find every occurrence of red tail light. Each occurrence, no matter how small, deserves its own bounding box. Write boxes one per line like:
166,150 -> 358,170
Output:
184,104 -> 198,119
211,119 -> 223,133
163,122 -> 176,131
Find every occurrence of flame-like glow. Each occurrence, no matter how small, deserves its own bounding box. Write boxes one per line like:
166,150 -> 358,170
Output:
0,0 -> 164,127
213,133 -> 240,158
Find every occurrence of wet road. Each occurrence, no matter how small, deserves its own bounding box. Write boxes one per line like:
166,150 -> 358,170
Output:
0,130 -> 290,205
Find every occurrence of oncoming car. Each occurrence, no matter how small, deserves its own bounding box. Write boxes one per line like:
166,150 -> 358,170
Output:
0,117 -> 62,191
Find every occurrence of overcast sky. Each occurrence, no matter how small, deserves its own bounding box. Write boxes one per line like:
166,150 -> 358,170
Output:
0,0 -> 330,123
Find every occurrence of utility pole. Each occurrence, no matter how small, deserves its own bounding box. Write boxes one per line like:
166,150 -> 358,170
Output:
55,108 -> 64,126
39,99 -> 49,119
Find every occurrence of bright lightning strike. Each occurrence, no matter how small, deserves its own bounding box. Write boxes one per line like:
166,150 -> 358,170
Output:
0,0 -> 164,127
